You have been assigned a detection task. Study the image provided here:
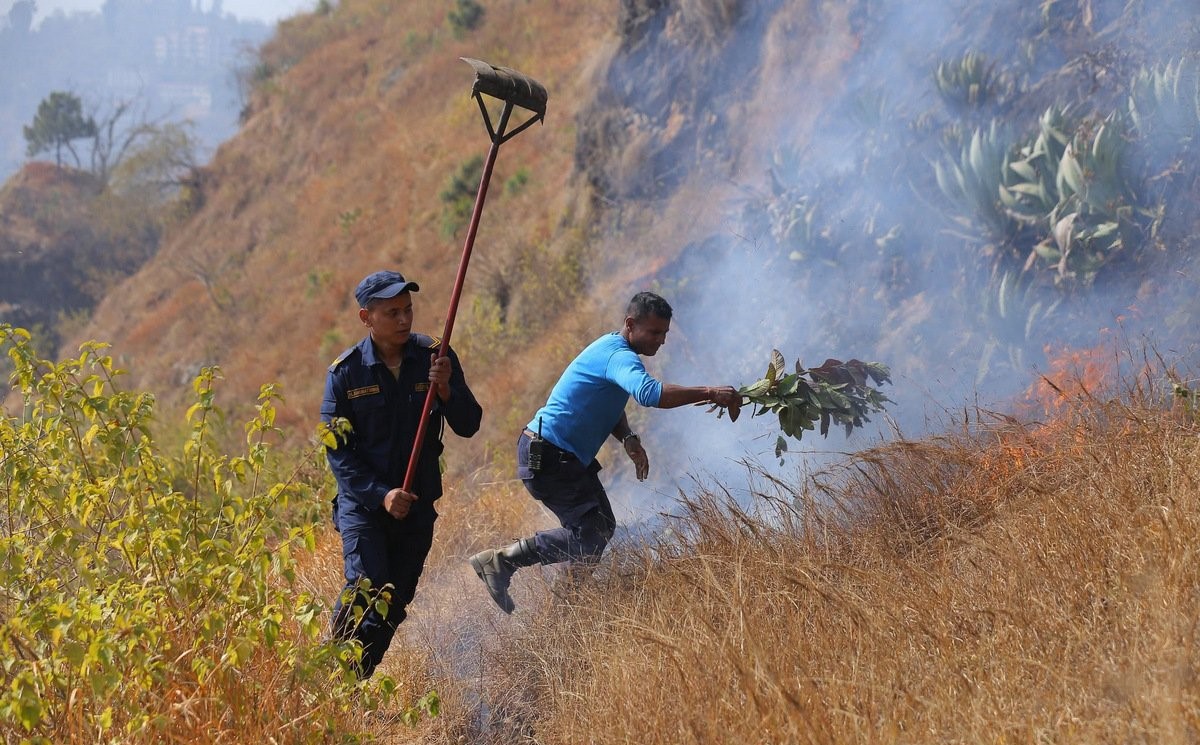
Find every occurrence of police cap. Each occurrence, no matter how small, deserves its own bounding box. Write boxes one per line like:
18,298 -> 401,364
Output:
354,270 -> 420,307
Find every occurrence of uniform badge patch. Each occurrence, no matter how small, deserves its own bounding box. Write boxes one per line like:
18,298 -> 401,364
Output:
414,383 -> 430,392
347,384 -> 381,399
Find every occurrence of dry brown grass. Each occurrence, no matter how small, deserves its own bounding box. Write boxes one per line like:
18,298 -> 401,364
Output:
42,0 -> 1200,739
364,353 -> 1200,744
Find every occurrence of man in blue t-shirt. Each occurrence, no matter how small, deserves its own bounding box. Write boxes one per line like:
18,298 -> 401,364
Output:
469,291 -> 741,613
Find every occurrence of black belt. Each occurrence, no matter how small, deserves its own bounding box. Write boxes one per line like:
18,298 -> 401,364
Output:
523,429 -> 577,461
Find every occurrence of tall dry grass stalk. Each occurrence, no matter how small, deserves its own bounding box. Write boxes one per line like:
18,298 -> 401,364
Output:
402,354 -> 1199,744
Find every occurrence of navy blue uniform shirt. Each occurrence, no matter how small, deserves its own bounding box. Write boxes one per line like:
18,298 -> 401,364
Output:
321,332 -> 482,511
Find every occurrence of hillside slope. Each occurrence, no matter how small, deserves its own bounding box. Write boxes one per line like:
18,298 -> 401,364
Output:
75,0 -> 621,460
69,0 -> 1200,532
452,358 -> 1200,744
70,0 -> 878,487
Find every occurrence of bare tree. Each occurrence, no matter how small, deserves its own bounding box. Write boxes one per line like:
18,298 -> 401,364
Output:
89,98 -> 156,186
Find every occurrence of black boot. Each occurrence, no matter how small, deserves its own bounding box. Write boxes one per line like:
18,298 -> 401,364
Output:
469,537 -> 540,614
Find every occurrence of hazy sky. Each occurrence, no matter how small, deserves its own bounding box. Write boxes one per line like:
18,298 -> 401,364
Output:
22,0 -> 315,25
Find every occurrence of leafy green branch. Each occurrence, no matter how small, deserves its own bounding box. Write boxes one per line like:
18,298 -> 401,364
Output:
716,350 -> 892,460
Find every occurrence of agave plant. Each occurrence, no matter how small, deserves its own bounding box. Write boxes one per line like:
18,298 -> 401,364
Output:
761,146 -> 873,265
994,106 -> 1137,286
771,192 -> 824,261
1056,115 -> 1128,213
935,51 -> 1008,110
760,149 -> 831,263
1128,57 -> 1200,150
934,119 -> 1017,241
983,266 -> 1062,343
999,106 -> 1072,224
849,88 -> 889,130
1032,113 -> 1136,284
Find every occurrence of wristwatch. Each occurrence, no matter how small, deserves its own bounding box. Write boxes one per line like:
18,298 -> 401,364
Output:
622,431 -> 639,445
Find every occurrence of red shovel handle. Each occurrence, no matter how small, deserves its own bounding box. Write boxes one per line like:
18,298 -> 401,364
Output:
401,105 -> 508,493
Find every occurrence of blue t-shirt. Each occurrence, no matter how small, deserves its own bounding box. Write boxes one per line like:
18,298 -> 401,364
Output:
527,332 -> 663,463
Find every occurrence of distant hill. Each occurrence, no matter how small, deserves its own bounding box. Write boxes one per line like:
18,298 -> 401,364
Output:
70,0 -> 619,456
0,0 -> 272,179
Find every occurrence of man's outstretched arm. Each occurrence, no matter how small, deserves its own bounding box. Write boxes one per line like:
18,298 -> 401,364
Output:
657,384 -> 741,411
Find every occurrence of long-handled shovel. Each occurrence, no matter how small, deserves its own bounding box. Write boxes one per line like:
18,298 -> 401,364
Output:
402,57 -> 548,493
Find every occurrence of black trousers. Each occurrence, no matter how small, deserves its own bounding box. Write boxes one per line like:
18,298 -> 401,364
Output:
517,431 -> 616,563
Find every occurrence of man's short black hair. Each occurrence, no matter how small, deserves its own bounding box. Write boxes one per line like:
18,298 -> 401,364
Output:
626,291 -> 673,321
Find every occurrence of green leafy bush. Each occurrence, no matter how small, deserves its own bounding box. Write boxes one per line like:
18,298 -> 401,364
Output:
447,0 -> 485,37
438,154 -> 483,238
0,326 -> 425,743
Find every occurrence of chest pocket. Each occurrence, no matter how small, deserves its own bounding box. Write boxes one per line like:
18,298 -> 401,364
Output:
348,391 -> 390,443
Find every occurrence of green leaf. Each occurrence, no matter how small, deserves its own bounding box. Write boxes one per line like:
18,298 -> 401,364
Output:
768,349 -> 786,383
740,378 -> 772,397
1057,145 -> 1085,195
1033,241 -> 1061,262
1008,159 -> 1038,181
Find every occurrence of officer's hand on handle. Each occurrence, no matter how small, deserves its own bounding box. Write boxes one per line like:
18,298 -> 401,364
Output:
709,385 -> 742,422
624,436 -> 650,481
429,354 -> 452,402
383,487 -> 417,520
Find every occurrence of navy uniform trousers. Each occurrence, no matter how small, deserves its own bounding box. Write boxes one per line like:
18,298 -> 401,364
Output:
331,497 -> 437,678
516,431 -> 617,564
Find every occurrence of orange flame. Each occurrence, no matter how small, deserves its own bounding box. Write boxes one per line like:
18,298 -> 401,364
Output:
978,338 -> 1124,484
1023,340 -> 1120,418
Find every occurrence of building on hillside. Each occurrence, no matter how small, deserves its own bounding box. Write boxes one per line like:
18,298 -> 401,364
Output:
154,25 -> 214,68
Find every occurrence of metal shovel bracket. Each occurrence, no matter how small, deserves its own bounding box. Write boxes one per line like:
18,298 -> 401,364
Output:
402,58 -> 548,494
462,56 -> 548,144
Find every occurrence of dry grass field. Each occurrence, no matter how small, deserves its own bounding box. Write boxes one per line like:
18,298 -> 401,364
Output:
4,336 -> 1194,743
328,344 -> 1200,744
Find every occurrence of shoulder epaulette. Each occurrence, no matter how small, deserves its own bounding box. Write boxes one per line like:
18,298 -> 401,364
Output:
412,333 -> 441,349
328,346 -> 356,372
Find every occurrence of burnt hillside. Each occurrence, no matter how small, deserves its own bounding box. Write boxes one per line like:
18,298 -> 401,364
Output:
567,0 -> 1200,475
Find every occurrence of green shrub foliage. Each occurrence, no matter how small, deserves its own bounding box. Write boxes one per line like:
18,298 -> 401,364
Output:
439,154 -> 484,238
0,326 -> 419,743
447,0 -> 485,37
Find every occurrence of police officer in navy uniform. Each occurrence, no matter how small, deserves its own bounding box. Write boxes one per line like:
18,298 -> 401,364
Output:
321,270 -> 482,678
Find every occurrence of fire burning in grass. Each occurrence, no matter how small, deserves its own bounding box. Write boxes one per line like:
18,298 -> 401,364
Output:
1028,341 -> 1122,416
